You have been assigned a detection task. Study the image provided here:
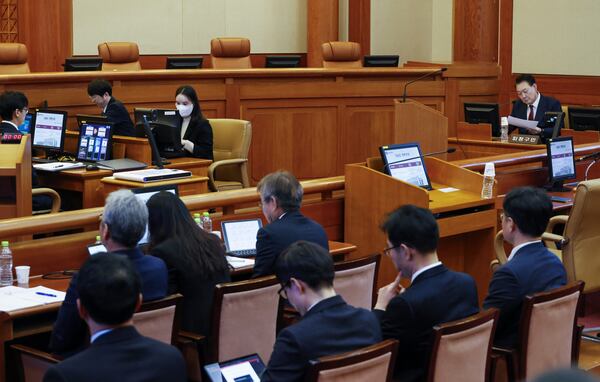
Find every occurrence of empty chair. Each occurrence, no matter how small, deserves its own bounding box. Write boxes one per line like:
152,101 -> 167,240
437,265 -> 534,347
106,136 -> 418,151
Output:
0,43 -> 30,74
321,41 -> 362,69
97,42 -> 142,71
207,276 -> 280,363
428,309 -> 498,382
304,339 -> 398,382
208,118 -> 252,191
32,188 -> 61,215
333,254 -> 380,309
210,38 -> 252,69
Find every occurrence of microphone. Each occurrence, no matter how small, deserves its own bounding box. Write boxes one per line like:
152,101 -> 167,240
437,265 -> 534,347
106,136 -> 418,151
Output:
402,67 -> 448,103
383,148 -> 456,170
576,151 -> 600,162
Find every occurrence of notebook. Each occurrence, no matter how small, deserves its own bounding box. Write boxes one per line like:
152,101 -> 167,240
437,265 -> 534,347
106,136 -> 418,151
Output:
113,168 -> 191,183
221,219 -> 263,258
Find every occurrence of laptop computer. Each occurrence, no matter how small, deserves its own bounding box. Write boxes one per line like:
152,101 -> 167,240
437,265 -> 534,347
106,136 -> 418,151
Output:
221,219 -> 263,258
204,353 -> 265,382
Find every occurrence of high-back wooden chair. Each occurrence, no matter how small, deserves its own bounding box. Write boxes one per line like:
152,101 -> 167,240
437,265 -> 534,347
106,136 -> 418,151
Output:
321,41 -> 362,68
97,42 -> 142,71
333,254 -> 380,309
210,38 -> 252,69
0,43 -> 30,74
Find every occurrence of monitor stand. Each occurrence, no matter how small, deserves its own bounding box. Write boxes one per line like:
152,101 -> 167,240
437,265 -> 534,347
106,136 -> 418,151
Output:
544,181 -> 573,193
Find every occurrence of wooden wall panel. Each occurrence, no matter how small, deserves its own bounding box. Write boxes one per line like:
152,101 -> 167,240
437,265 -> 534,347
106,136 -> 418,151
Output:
348,0 -> 370,56
307,0 -> 339,67
453,0 -> 499,62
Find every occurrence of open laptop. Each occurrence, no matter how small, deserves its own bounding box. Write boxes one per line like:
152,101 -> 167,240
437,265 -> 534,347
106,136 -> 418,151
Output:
221,219 -> 263,258
204,353 -> 265,382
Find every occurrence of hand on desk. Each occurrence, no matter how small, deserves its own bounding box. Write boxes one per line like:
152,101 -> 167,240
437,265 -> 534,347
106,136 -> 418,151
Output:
182,139 -> 194,153
374,274 -> 404,310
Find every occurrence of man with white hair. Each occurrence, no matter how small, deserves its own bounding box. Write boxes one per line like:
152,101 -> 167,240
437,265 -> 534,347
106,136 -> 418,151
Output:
50,189 -> 168,355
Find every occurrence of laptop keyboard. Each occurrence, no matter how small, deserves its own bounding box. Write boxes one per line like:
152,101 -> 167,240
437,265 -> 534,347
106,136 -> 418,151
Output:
229,249 -> 257,258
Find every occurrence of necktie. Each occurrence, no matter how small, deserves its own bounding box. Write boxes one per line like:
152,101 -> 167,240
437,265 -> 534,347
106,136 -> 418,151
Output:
528,105 -> 534,120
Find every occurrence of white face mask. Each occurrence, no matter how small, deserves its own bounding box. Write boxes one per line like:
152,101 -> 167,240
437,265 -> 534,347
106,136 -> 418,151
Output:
176,103 -> 193,118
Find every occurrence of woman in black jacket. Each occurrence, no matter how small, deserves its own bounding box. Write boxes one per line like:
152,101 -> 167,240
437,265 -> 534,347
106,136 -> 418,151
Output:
147,191 -> 230,335
176,85 -> 214,160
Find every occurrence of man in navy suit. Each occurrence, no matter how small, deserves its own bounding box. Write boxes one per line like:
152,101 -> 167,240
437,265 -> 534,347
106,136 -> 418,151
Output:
87,79 -> 135,136
50,189 -> 168,355
484,187 -> 567,348
510,74 -> 563,139
374,205 -> 479,382
253,171 -> 329,277
261,241 -> 382,382
44,253 -> 186,382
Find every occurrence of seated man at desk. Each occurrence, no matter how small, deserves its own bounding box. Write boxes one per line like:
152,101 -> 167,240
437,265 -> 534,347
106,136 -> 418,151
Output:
87,79 -> 135,137
253,171 -> 329,277
44,254 -> 186,382
510,74 -> 563,138
50,189 -> 168,355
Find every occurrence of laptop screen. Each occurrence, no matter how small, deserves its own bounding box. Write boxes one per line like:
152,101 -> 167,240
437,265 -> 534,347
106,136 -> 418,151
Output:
221,219 -> 263,253
204,354 -> 265,382
76,121 -> 114,162
379,142 -> 432,190
132,185 -> 179,246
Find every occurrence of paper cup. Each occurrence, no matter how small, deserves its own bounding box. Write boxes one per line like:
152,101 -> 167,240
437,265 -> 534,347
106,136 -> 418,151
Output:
15,265 -> 30,284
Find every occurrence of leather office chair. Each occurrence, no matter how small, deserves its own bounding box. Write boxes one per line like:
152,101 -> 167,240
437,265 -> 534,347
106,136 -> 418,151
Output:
492,281 -> 584,382
210,38 -> 252,69
207,276 -> 281,364
97,42 -> 142,71
428,309 -> 498,382
32,188 -> 61,215
304,339 -> 398,382
208,118 -> 252,192
0,43 -> 30,74
333,254 -> 380,309
321,41 -> 362,69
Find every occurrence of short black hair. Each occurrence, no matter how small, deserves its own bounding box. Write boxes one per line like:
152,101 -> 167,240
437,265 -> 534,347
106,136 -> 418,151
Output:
503,187 -> 552,237
275,241 -> 334,290
515,74 -> 536,86
87,79 -> 112,97
76,253 -> 141,325
381,204 -> 439,254
0,91 -> 28,120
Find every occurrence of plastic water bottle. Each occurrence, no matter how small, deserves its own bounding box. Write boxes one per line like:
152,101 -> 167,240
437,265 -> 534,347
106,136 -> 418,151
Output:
201,212 -> 213,232
193,213 -> 200,220
500,116 -> 509,143
194,217 -> 202,228
0,241 -> 13,286
94,235 -> 102,244
481,162 -> 495,200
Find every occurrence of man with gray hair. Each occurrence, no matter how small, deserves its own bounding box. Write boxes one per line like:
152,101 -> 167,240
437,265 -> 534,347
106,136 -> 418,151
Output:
253,171 -> 329,277
50,189 -> 168,356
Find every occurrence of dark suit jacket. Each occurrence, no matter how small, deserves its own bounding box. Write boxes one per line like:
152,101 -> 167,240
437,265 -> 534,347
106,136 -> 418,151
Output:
150,237 -> 230,334
49,248 -> 168,355
374,265 -> 479,382
44,326 -> 186,382
510,94 -> 563,138
0,120 -> 19,134
180,117 -> 213,160
253,210 -> 329,277
261,295 -> 382,382
483,241 -> 567,348
103,97 -> 135,137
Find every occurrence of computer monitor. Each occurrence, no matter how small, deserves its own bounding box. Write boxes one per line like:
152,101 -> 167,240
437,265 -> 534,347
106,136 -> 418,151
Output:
379,142 -> 432,190
153,109 -> 179,128
76,120 -> 114,162
265,55 -> 302,68
568,106 -> 600,132
64,57 -> 103,72
18,112 -> 34,134
546,136 -> 576,192
464,102 -> 501,137
132,184 -> 178,246
31,109 -> 67,154
140,115 -> 167,168
165,56 -> 203,69
76,114 -> 108,127
363,55 -> 400,67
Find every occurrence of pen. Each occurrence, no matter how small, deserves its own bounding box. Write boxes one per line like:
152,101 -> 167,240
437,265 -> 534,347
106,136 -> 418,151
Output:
36,292 -> 57,297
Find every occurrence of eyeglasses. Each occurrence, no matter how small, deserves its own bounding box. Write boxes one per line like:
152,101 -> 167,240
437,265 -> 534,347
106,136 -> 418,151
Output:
516,87 -> 534,96
277,280 -> 291,299
19,107 -> 28,114
382,245 -> 400,257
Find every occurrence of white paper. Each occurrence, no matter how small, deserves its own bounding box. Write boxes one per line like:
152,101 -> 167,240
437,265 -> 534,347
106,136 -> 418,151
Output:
23,286 -> 66,304
226,256 -> 255,269
0,295 -> 42,311
220,361 -> 260,382
438,187 -> 459,193
0,285 -> 66,311
507,116 -> 539,131
33,162 -> 85,172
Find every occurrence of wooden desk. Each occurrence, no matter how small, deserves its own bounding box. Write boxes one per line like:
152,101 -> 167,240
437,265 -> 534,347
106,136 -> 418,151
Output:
101,175 -> 208,197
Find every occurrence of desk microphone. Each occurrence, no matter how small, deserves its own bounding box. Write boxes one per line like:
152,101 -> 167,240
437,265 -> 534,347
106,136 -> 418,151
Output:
402,67 -> 448,103
576,151 -> 600,162
383,148 -> 456,170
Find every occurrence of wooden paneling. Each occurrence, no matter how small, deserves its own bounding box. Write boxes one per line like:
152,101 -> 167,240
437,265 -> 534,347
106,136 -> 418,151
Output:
348,0 -> 370,56
453,0 -> 499,62
498,0 -> 514,116
307,0 -> 339,67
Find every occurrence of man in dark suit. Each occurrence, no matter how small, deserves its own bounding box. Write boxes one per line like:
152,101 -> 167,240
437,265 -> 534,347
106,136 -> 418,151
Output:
374,205 -> 479,382
510,74 -> 563,139
261,241 -> 381,382
484,187 -> 567,348
43,253 -> 186,382
87,79 -> 135,136
253,171 -> 329,277
50,189 -> 168,355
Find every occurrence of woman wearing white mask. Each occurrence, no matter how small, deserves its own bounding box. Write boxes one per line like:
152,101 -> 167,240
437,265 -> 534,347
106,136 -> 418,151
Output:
175,85 -> 213,160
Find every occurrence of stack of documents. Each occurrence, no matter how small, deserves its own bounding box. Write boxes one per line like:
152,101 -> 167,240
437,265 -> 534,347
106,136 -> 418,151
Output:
113,168 -> 192,183
33,162 -> 85,172
0,285 -> 66,312
226,256 -> 255,269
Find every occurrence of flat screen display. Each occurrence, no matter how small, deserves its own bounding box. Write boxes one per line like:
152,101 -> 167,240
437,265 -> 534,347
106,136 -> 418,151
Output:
204,354 -> 265,382
19,113 -> 33,134
32,110 -> 67,150
76,121 -> 113,161
547,136 -> 576,182
380,142 -> 432,190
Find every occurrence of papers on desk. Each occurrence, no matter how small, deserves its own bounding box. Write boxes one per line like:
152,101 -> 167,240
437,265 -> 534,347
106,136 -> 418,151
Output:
226,256 -> 255,269
507,116 -> 539,132
0,285 -> 66,312
33,162 -> 85,172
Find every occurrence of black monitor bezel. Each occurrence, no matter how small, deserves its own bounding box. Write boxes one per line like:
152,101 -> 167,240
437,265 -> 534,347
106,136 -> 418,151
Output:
363,55 -> 400,67
165,56 -> 204,70
265,55 -> 302,68
379,142 -> 433,190
64,57 -> 103,72
464,102 -> 501,137
76,120 -> 115,162
31,109 -> 68,151
76,114 -> 108,127
546,136 -> 576,184
568,106 -> 600,132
